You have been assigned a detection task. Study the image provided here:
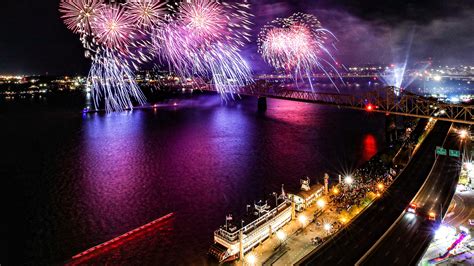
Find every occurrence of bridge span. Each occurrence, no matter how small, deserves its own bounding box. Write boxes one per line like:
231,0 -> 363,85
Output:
196,82 -> 474,124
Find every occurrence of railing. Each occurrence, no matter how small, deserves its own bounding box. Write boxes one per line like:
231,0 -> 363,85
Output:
214,201 -> 291,243
196,84 -> 474,124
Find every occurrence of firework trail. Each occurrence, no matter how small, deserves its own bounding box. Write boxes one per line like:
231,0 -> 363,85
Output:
59,0 -> 104,60
153,0 -> 253,95
89,49 -> 147,112
60,0 -> 254,111
258,13 -> 343,91
60,0 -> 168,112
204,44 -> 252,96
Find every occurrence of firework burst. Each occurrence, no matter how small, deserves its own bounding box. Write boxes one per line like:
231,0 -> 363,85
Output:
91,5 -> 136,49
154,0 -> 253,95
125,0 -> 168,30
60,0 -> 255,111
60,0 -> 154,112
171,0 -> 252,49
59,0 -> 103,34
258,13 -> 342,90
178,0 -> 225,42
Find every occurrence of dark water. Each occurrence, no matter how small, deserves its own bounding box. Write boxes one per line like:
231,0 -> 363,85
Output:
2,93 -> 385,265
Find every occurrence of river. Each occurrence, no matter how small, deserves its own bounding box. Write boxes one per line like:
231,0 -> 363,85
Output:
1,92 -> 385,264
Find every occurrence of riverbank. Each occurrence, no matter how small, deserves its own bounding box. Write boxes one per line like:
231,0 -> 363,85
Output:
228,118 -> 432,265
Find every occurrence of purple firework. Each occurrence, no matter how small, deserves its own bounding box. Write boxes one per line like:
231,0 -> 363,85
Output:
91,5 -> 136,50
125,0 -> 168,30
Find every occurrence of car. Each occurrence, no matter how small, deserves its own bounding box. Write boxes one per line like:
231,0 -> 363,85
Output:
428,211 -> 436,221
407,203 -> 417,214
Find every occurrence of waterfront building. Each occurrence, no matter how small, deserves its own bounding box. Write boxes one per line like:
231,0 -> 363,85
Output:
289,177 -> 324,212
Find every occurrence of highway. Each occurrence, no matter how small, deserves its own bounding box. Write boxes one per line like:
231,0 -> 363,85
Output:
297,121 -> 451,265
359,127 -> 462,266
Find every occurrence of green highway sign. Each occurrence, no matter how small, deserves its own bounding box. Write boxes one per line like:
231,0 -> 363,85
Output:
436,146 -> 447,156
449,149 -> 461,158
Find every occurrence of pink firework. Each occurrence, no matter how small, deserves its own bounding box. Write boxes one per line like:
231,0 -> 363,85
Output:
258,13 -> 342,90
176,0 -> 227,44
125,0 -> 167,30
59,0 -> 103,34
91,5 -> 136,49
263,24 -> 315,69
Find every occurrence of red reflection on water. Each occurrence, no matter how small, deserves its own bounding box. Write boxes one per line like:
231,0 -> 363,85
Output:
362,134 -> 378,161
68,213 -> 175,265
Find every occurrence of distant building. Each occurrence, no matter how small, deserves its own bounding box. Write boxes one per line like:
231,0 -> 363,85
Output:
289,177 -> 324,212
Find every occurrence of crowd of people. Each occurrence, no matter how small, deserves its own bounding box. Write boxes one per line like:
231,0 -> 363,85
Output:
330,161 -> 394,213
329,118 -> 426,214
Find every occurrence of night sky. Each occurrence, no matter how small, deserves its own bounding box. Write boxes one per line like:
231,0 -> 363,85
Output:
0,0 -> 472,75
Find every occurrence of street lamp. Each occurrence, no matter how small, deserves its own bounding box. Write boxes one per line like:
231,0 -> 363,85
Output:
377,183 -> 384,191
298,214 -> 307,226
317,199 -> 326,208
344,175 -> 353,185
324,223 -> 332,235
298,214 -> 308,232
276,230 -> 286,249
246,254 -> 256,265
276,230 -> 286,241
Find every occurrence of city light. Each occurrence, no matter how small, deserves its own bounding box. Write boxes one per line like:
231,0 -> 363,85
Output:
405,212 -> 416,220
459,226 -> 469,234
298,214 -> 308,225
458,129 -> 468,139
464,162 -> 473,171
428,211 -> 436,221
317,199 -> 326,208
332,187 -> 340,195
377,183 -> 384,190
276,230 -> 286,241
323,223 -> 332,232
435,225 -> 456,240
344,175 -> 353,185
246,254 -> 256,265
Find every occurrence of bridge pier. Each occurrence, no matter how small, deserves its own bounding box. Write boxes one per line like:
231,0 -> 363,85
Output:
385,114 -> 398,143
258,97 -> 267,112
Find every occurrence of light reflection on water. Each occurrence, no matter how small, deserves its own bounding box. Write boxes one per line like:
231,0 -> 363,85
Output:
5,94 -> 385,264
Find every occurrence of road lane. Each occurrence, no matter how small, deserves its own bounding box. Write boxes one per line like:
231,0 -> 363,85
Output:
360,126 -> 461,266
297,121 -> 451,266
